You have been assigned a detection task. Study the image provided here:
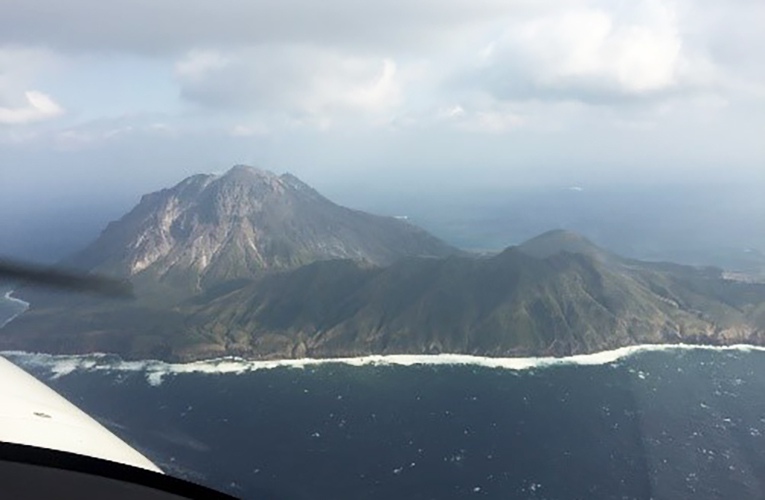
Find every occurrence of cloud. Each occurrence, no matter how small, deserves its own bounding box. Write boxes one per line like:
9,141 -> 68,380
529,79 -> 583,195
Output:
0,0 -> 762,193
461,0 -> 723,104
437,105 -> 466,119
0,46 -> 66,125
175,50 -> 230,80
3,117 -> 176,150
0,90 -> 64,125
2,0 -> 762,131
434,104 -> 525,134
175,47 -> 403,120
0,0 -> 519,55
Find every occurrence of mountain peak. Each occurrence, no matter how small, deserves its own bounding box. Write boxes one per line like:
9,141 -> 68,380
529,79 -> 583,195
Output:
67,165 -> 459,297
209,165 -> 289,200
213,166 -> 320,200
517,229 -> 607,260
222,164 -> 277,179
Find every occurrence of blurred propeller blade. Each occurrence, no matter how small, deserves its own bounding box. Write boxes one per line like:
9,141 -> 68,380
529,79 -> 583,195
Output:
0,259 -> 134,298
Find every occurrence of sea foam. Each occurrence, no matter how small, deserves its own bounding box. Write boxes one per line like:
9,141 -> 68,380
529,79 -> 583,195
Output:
0,291 -> 30,328
4,343 -> 765,387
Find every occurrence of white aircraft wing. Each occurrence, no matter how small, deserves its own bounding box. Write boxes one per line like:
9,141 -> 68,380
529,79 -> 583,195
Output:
0,355 -> 162,473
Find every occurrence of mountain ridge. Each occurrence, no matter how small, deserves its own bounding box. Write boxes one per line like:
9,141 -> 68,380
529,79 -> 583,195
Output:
64,165 -> 459,302
4,234 -> 765,362
517,229 -> 613,261
2,167 -> 765,362
171,245 -> 765,360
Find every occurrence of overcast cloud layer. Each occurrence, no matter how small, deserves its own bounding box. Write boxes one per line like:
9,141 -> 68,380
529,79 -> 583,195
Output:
0,0 -> 763,209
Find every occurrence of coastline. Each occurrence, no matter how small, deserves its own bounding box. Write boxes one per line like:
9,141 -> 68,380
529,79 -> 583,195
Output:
4,343 -> 765,387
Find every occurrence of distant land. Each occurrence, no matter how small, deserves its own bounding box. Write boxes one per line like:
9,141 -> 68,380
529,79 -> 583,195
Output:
330,182 -> 765,275
2,166 -> 765,362
4,180 -> 765,276
60,165 -> 460,305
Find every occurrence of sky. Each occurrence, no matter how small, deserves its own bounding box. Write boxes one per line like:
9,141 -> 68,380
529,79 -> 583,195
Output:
0,0 -> 764,236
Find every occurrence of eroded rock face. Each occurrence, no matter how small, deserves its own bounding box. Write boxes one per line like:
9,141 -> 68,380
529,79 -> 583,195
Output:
66,165 -> 458,295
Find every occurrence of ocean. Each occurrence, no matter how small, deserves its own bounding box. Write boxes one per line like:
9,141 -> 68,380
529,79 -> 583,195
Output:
4,346 -> 765,500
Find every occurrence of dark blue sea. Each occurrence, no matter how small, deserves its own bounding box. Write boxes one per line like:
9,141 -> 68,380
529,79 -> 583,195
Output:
5,346 -> 765,500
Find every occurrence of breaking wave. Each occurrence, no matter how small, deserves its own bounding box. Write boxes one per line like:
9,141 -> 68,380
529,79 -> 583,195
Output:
0,291 -> 30,328
4,343 -> 765,387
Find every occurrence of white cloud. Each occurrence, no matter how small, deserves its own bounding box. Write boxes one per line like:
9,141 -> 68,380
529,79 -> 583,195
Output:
533,3 -> 681,93
343,59 -> 400,113
0,47 -> 65,125
462,0 -> 738,104
435,103 -> 524,134
0,0 -> 762,190
2,0 -> 759,135
437,105 -> 466,119
175,50 -> 230,80
175,47 -> 404,123
0,90 -> 64,124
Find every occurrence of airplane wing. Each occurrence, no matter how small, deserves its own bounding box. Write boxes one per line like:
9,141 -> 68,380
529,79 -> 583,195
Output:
0,355 -> 235,499
0,355 -> 160,472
